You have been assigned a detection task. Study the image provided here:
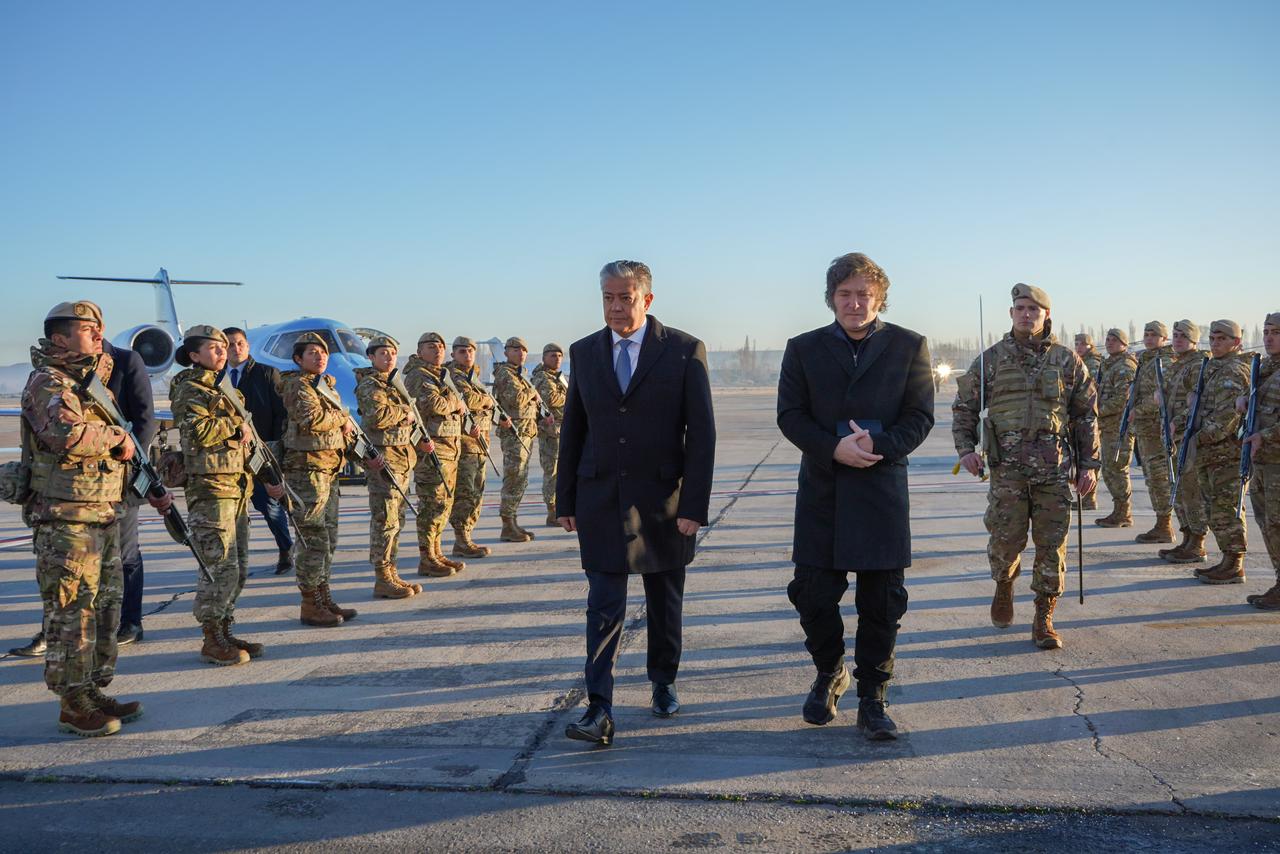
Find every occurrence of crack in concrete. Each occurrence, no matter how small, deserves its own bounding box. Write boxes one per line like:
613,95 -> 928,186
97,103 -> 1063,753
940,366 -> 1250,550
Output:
1053,665 -> 1188,814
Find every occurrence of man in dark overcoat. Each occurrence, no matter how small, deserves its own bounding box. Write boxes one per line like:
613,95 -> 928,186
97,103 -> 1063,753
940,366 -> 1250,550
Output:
557,260 -> 716,746
777,252 -> 935,740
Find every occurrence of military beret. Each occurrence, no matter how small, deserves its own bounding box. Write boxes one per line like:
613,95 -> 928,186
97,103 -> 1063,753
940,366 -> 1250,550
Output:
1074,333 -> 1093,345
505,336 -> 528,351
1144,320 -> 1169,339
451,335 -> 476,349
1011,283 -> 1051,311
295,331 -> 329,352
174,324 -> 229,367
417,331 -> 445,346
1106,327 -> 1129,345
1173,319 -> 1200,341
1266,312 -> 1280,330
45,300 -> 103,328
1210,319 -> 1242,339
543,342 -> 564,355
364,334 -> 399,355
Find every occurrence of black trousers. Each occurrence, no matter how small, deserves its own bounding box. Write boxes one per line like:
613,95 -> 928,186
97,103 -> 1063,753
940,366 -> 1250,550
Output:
119,502 -> 145,628
250,476 -> 293,551
584,568 -> 685,715
787,564 -> 908,699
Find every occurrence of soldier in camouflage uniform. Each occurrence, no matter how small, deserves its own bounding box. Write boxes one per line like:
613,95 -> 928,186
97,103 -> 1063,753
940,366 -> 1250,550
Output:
1244,312 -> 1280,608
1094,328 -> 1138,527
1074,334 -> 1102,510
354,335 -> 424,600
172,325 -> 274,666
22,301 -> 145,736
1130,321 -> 1176,543
531,342 -> 567,525
493,336 -> 541,542
281,332 -> 360,627
404,332 -> 466,576
1158,320 -> 1210,563
446,335 -> 495,558
954,284 -> 1100,650
1190,320 -> 1253,584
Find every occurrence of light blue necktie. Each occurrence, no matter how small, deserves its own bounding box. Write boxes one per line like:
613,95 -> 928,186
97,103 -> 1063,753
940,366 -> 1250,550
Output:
616,339 -> 633,392
230,367 -> 240,388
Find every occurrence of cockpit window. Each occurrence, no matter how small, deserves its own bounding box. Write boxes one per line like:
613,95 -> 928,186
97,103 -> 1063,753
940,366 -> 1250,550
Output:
269,329 -> 339,359
337,329 -> 365,355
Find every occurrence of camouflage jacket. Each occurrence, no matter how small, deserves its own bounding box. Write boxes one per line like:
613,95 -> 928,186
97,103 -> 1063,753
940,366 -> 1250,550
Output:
1164,348 -> 1205,438
1184,351 -> 1251,465
354,367 -> 416,448
492,362 -> 538,438
1131,345 -> 1174,428
1079,350 -> 1102,380
171,367 -> 253,501
280,371 -> 348,472
1097,351 -> 1138,425
953,328 -> 1100,479
445,361 -> 494,454
530,364 -> 566,439
413,363 -> 463,461
1253,355 -> 1280,465
21,342 -> 127,525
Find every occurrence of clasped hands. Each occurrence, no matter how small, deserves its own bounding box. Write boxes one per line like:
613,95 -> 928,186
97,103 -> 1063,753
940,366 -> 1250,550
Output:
833,420 -> 882,469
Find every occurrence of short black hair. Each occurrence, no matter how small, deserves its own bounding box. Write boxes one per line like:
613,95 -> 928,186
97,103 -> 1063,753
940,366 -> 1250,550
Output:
44,318 -> 76,339
222,326 -> 247,339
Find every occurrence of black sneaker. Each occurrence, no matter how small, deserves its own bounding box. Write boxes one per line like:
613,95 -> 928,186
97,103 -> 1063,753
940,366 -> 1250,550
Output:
856,697 -> 898,741
802,664 -> 850,725
275,544 -> 295,575
9,631 -> 46,657
116,623 -> 143,646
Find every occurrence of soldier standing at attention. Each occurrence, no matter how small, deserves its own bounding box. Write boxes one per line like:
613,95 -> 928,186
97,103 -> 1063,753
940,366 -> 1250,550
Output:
1131,321 -> 1176,544
281,332 -> 362,627
1244,313 -> 1280,608
954,285 -> 1099,650
1073,333 -> 1102,510
1159,320 -> 1210,563
446,336 -> 495,559
493,336 -> 540,542
1191,320 -> 1252,585
354,335 -> 424,600
21,301 -> 146,735
531,342 -> 567,526
1094,329 -> 1138,528
405,332 -> 466,577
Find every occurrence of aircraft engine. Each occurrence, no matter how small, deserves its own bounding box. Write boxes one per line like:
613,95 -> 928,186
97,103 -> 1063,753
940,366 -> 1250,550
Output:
113,324 -> 175,373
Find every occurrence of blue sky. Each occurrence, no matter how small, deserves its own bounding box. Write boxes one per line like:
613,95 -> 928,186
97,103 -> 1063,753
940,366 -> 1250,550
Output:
2,1 -> 1276,364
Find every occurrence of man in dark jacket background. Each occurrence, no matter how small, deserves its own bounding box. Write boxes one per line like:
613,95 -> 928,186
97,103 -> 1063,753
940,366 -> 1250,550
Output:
776,252 -> 935,740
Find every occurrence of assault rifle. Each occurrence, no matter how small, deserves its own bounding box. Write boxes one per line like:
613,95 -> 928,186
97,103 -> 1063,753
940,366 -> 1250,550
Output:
1171,355 -> 1210,506
1154,356 -> 1177,498
1115,360 -> 1140,463
215,374 -> 308,547
491,395 -> 533,457
439,368 -> 501,477
1239,352 -> 1261,514
82,373 -> 212,584
390,368 -> 456,500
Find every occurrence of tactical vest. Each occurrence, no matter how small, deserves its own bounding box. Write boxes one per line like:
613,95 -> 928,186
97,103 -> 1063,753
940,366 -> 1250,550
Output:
496,365 -> 538,420
423,371 -> 462,438
176,373 -> 249,476
283,375 -> 348,451
358,372 -> 416,447
28,384 -> 125,504
986,339 -> 1071,440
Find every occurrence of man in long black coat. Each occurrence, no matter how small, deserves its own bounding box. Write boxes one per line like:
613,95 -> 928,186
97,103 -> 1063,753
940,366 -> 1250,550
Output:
777,252 -> 934,740
557,260 -> 716,746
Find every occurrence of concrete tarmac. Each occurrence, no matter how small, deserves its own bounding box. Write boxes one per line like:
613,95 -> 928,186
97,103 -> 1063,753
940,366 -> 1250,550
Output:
1,388 -> 1277,850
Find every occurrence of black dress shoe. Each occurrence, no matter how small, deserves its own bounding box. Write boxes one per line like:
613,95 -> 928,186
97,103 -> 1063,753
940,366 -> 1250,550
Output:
116,623 -> 143,646
9,631 -> 46,657
651,682 -> 680,717
802,664 -> 850,725
274,545 -> 295,576
856,697 -> 899,741
565,705 -> 614,746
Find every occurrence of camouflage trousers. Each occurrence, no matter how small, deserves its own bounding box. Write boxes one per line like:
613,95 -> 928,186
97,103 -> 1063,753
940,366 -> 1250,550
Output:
448,451 -> 486,533
498,428 -> 532,517
1172,439 -> 1207,536
369,446 -> 415,572
1196,455 -> 1247,554
1134,427 -> 1173,516
286,468 -> 340,589
984,465 -> 1072,597
34,520 -> 121,696
1098,426 -> 1134,507
1250,464 -> 1280,576
415,454 -> 458,546
538,434 -> 559,513
187,478 -> 251,623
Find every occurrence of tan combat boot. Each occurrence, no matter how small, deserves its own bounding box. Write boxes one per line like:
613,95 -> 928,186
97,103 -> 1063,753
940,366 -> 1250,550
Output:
373,565 -> 414,599
500,515 -> 531,543
418,534 -> 456,577
1080,492 -> 1097,511
1166,532 -> 1208,564
1135,513 -> 1174,544
990,581 -> 1015,628
221,618 -> 264,659
546,504 -> 559,526
201,620 -> 250,665
452,525 -> 491,558
319,582 -> 358,620
58,688 -> 121,737
1032,595 -> 1063,650
84,685 -> 143,723
433,537 -> 466,573
300,586 -> 343,627
1095,501 -> 1133,528
513,514 -> 536,540
1199,552 -> 1245,585
1247,581 -> 1280,610
1158,528 -> 1191,561
387,566 -> 422,595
